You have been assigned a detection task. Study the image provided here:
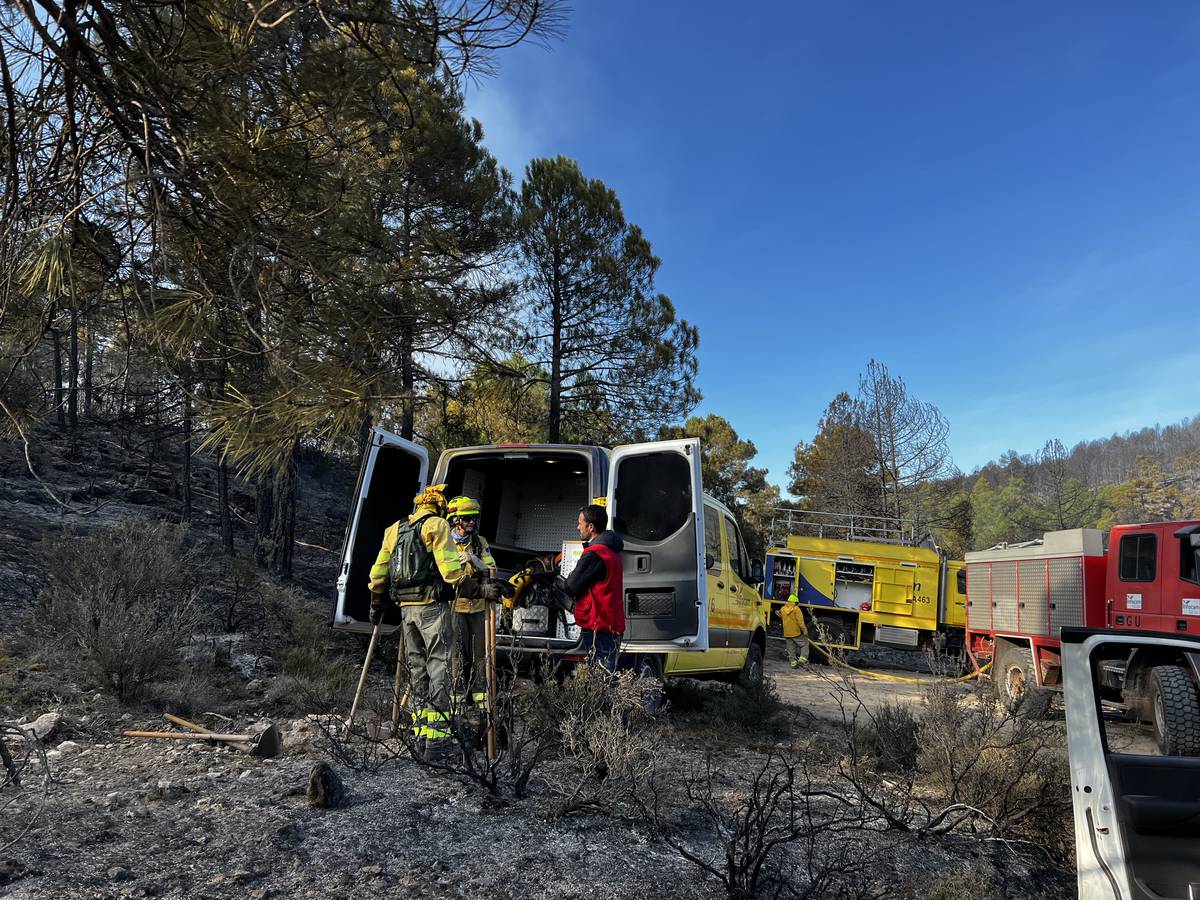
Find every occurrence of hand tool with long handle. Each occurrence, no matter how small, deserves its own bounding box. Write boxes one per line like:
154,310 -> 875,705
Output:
346,621 -> 382,732
124,724 -> 281,758
485,602 -> 497,762
163,713 -> 209,733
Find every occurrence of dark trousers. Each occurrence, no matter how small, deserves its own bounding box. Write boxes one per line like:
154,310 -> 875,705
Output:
453,609 -> 486,700
577,628 -> 622,673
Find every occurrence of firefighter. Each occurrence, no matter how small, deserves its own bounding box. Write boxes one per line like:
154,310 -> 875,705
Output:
368,484 -> 470,760
447,495 -> 496,711
780,593 -> 809,667
555,503 -> 625,673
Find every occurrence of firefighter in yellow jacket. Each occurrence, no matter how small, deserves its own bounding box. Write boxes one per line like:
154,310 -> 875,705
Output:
780,593 -> 809,668
368,485 -> 470,756
447,496 -> 496,711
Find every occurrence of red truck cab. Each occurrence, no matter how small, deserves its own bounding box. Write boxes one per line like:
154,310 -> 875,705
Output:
1108,521 -> 1200,635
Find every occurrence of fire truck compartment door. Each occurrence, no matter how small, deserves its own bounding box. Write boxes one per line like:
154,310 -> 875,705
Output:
333,428 -> 428,633
873,566 -> 915,615
1063,629 -> 1200,900
608,438 -> 708,652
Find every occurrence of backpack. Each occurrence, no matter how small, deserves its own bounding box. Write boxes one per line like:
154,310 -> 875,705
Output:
388,515 -> 439,602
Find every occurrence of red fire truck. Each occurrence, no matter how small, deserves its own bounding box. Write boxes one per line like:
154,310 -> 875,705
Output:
966,520 -> 1200,754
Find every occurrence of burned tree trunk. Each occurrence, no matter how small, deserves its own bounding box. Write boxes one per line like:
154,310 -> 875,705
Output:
268,439 -> 300,579
181,388 -> 192,523
217,458 -> 234,555
51,327 -> 65,428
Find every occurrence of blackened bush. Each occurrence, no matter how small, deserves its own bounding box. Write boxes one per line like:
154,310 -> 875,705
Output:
32,521 -> 202,700
858,701 -> 920,773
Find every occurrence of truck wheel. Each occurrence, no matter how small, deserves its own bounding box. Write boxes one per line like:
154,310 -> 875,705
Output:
633,654 -> 665,713
998,647 -> 1052,719
1150,665 -> 1200,756
738,642 -> 765,690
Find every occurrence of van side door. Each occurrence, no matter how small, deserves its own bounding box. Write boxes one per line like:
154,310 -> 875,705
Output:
333,427 -> 428,633
608,438 -> 709,652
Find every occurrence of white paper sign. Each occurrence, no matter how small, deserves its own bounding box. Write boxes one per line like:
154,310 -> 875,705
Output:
1184,598 -> 1200,617
560,540 -> 585,578
1126,593 -> 1143,610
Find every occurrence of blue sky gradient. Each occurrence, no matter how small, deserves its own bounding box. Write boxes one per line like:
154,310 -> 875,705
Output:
466,2 -> 1200,492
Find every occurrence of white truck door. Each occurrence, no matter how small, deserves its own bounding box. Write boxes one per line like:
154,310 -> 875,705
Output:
607,438 -> 709,652
333,427 -> 428,634
1062,627 -> 1200,900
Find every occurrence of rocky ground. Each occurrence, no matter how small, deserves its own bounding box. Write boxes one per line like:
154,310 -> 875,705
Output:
0,653 -> 1080,900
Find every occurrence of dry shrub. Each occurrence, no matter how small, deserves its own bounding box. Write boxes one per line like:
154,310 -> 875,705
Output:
665,675 -> 789,738
525,664 -> 661,815
857,702 -> 920,774
269,595 -> 355,713
31,521 -> 202,700
904,857 -> 1003,900
917,680 -> 1073,860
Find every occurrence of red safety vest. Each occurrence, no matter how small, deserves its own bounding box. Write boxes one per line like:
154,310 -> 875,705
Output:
574,541 -> 625,635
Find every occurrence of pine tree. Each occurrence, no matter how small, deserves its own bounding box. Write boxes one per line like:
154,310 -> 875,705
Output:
516,156 -> 700,443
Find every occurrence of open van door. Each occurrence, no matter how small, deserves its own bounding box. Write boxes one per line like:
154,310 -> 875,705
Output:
1062,627 -> 1200,900
607,438 -> 708,652
333,427 -> 428,634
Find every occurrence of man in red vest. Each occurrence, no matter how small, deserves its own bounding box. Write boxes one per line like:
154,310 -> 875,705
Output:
557,503 -> 625,672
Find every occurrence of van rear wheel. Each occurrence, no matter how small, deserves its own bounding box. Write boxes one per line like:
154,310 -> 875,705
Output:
633,654 -> 665,714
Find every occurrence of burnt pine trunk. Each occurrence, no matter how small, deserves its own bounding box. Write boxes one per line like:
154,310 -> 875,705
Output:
357,409 -> 373,459
51,327 -> 65,428
268,439 -> 300,579
217,457 -> 234,555
255,477 -> 274,568
83,315 -> 93,417
547,248 -> 562,444
181,387 -> 192,523
400,321 -> 414,440
67,306 -> 79,427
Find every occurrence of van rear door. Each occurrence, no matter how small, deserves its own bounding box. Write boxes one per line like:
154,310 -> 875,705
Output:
607,438 -> 709,652
333,427 -> 428,633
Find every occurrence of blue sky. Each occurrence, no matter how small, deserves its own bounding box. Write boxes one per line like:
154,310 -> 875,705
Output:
466,2 -> 1200,493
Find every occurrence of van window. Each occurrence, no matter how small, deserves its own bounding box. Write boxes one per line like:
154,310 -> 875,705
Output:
703,506 -> 722,573
956,568 -> 967,595
1118,533 -> 1157,582
725,515 -> 744,579
614,452 -> 691,542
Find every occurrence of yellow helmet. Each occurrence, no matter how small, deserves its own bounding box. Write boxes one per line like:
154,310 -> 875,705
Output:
413,484 -> 449,517
448,495 -> 482,518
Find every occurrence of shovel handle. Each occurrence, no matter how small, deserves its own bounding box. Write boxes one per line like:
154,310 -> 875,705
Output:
124,730 -> 250,744
163,713 -> 210,734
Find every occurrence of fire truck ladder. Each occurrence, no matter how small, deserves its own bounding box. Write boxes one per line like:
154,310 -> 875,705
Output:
768,509 -> 918,548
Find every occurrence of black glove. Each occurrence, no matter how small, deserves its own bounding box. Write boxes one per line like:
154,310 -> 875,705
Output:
369,592 -> 388,625
479,579 -> 503,603
550,576 -> 575,612
458,576 -> 483,600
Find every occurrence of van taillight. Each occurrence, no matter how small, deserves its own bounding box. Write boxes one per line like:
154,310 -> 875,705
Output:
496,443 -> 530,449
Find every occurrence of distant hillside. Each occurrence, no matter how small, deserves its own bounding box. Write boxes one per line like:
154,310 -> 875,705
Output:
946,414 -> 1200,553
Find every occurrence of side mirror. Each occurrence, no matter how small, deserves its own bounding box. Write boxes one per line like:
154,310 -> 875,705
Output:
705,553 -> 716,572
750,558 -> 764,584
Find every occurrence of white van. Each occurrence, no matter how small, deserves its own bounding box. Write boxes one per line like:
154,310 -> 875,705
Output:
333,429 -> 770,684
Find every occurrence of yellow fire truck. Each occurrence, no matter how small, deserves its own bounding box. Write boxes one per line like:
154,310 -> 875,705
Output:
763,510 -> 967,656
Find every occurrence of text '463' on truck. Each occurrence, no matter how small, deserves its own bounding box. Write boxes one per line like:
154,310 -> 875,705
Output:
762,510 -> 967,660
333,429 -> 771,686
967,520 -> 1200,755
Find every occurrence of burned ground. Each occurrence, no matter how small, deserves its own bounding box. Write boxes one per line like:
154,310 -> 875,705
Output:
0,425 -> 1078,899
